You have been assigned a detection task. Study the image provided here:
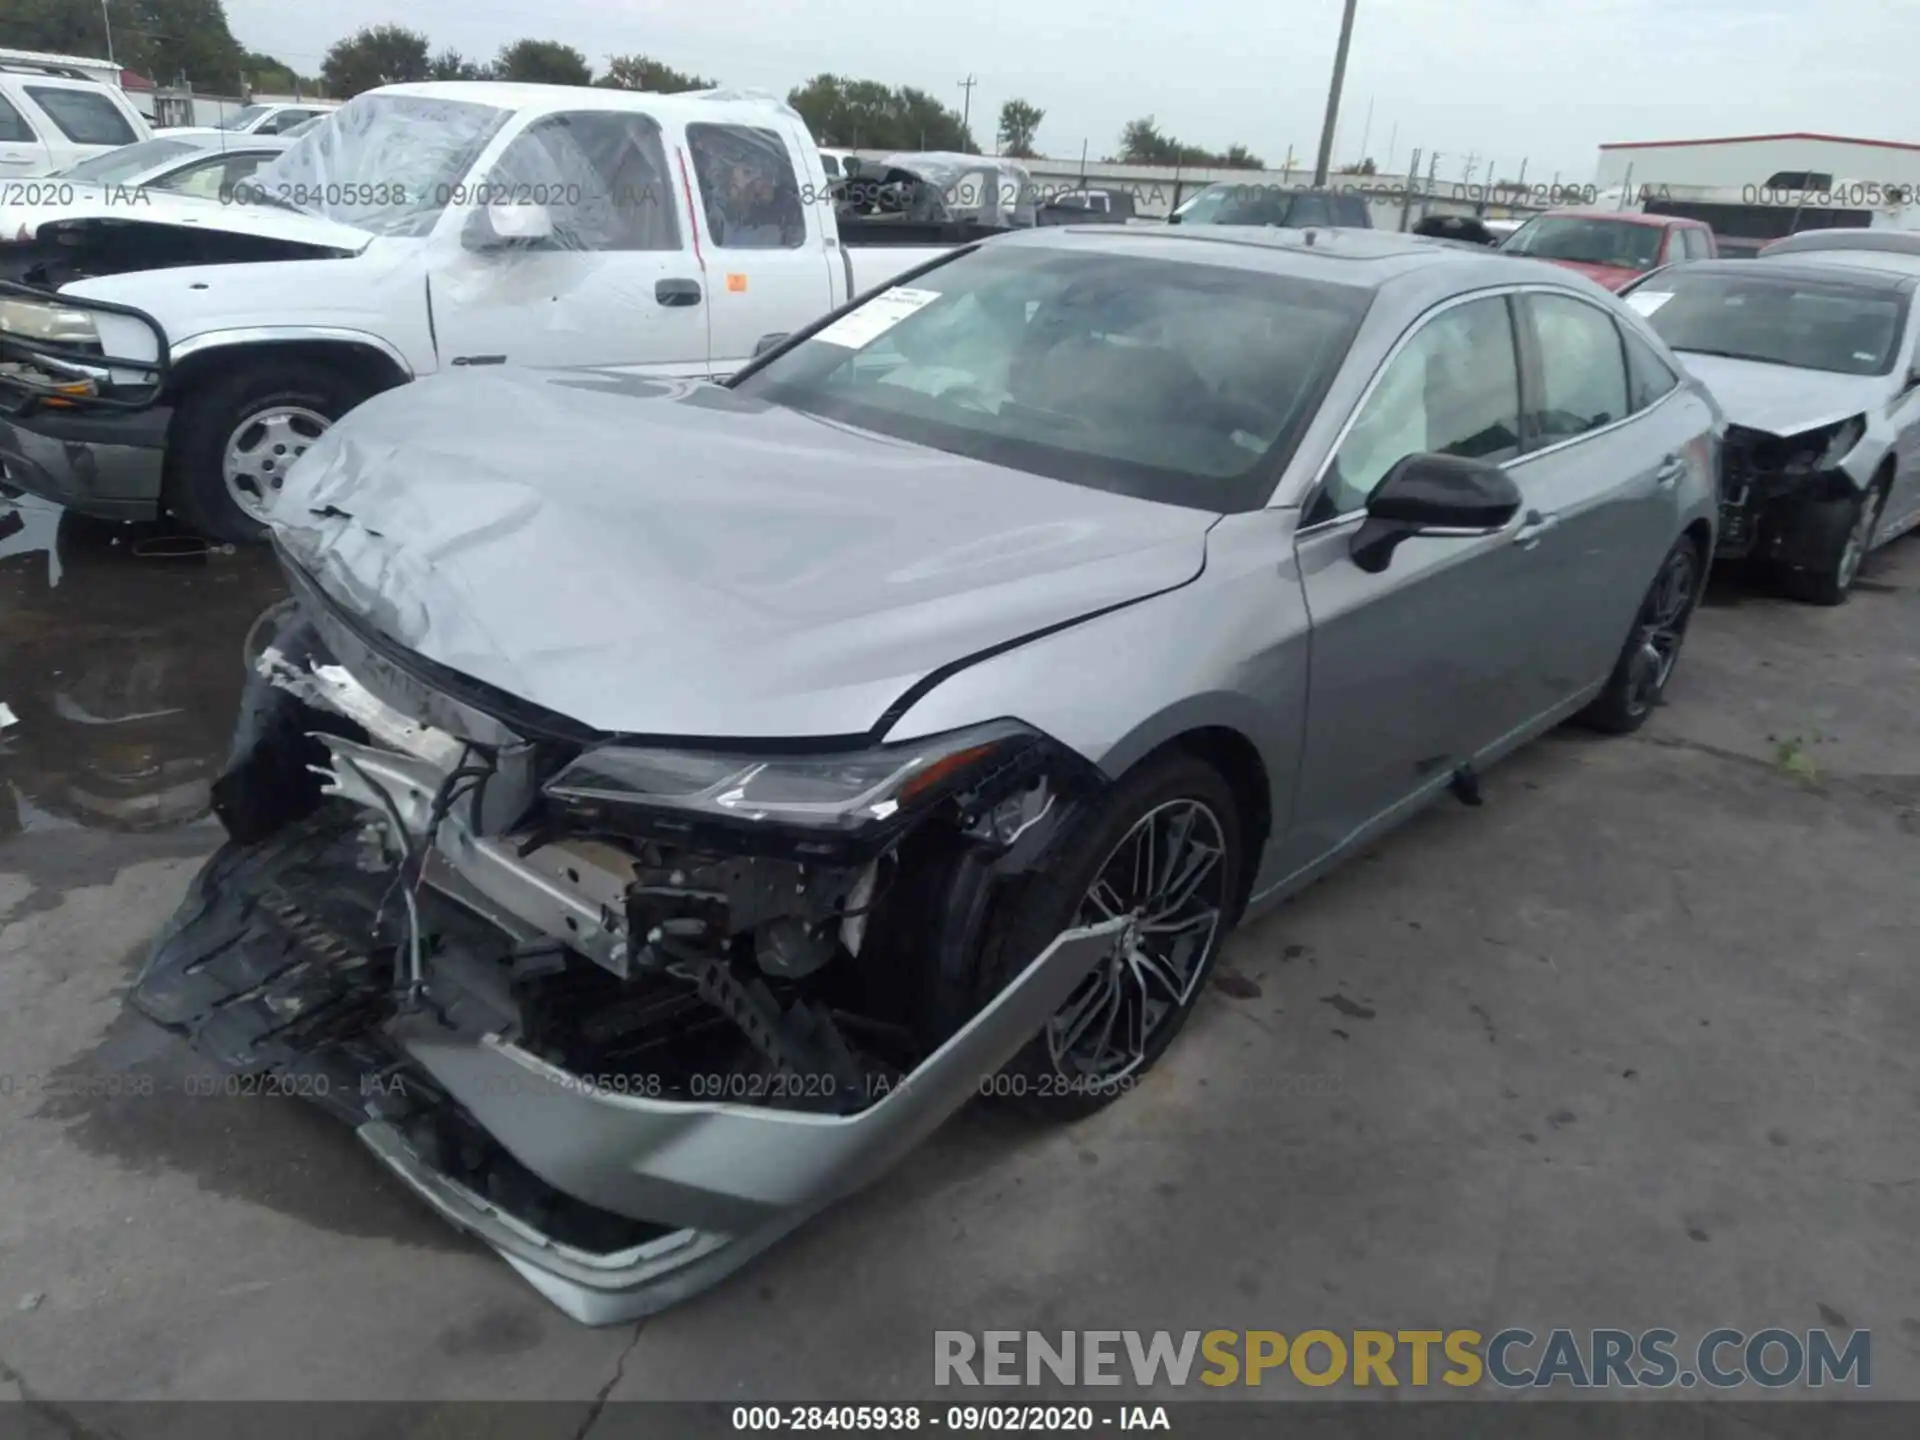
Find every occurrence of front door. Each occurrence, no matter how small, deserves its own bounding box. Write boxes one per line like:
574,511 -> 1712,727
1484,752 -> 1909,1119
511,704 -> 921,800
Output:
1281,291 -> 1543,876
682,118 -> 837,375
427,109 -> 710,375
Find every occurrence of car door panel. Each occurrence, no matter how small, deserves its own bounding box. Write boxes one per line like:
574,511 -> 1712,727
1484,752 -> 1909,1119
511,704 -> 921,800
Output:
0,92 -> 51,175
426,108 -> 710,375
1281,291 -> 1544,882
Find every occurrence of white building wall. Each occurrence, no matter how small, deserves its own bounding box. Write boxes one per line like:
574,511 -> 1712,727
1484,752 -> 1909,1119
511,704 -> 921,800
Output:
1596,138 -> 1920,191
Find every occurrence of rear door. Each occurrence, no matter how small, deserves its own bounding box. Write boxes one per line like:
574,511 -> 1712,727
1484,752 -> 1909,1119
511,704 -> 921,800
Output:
0,90 -> 51,175
426,107 -> 710,374
1284,291 -> 1538,873
684,118 -> 837,372
1507,290 -> 1699,708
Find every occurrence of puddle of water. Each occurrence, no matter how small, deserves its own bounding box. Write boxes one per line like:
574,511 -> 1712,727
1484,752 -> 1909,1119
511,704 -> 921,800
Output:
0,496 -> 288,837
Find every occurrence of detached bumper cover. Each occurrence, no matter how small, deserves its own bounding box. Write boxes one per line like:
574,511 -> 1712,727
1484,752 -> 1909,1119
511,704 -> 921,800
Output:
131,815 -> 1121,1323
0,405 -> 172,520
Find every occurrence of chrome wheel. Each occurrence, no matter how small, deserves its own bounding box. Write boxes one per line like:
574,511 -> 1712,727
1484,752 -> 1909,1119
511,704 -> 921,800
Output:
1624,545 -> 1698,717
1046,799 -> 1228,1081
221,404 -> 329,522
1835,487 -> 1883,592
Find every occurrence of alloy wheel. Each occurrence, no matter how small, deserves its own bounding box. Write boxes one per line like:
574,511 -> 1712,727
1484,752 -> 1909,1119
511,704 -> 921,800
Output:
1835,487 -> 1883,593
222,405 -> 330,522
1046,798 -> 1228,1082
1624,546 -> 1698,717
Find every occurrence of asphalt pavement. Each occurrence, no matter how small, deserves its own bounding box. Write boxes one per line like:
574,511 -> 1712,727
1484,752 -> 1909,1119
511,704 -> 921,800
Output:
1,494 -> 1916,1425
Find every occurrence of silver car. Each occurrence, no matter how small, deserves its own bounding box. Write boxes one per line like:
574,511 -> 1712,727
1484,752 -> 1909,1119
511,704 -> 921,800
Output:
132,226 -> 1720,1323
51,130 -> 290,199
1622,256 -> 1920,603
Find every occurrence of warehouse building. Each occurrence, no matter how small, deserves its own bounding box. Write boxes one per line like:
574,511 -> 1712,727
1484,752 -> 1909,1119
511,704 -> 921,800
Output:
1594,133 -> 1920,192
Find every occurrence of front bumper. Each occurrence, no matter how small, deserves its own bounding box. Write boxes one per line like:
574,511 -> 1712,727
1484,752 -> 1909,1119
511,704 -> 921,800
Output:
0,404 -> 172,520
133,810 -> 1121,1324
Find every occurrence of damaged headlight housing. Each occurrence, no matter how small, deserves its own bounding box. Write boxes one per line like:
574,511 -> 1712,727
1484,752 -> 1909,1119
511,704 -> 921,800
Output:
543,720 -> 1049,838
0,297 -> 102,349
1781,414 -> 1866,475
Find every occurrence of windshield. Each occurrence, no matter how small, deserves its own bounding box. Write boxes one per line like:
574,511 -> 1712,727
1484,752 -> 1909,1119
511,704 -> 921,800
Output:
1172,183 -> 1288,226
241,94 -> 510,237
734,244 -> 1372,511
1634,272 -> 1906,375
60,136 -> 200,182
1501,215 -> 1665,270
215,105 -> 270,132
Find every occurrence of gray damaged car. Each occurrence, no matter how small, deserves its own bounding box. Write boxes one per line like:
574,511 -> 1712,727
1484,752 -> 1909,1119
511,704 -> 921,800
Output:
132,226 -> 1721,1322
1621,257 -> 1920,603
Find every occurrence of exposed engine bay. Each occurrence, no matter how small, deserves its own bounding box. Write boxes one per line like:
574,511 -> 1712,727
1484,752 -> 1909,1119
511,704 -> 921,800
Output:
1717,416 -> 1869,560
132,580 -> 1121,1321
1,219 -> 352,289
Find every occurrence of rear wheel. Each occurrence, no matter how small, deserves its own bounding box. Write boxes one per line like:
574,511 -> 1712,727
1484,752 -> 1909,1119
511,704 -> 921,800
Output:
1782,476 -> 1887,606
973,751 -> 1243,1121
164,361 -> 364,545
1578,535 -> 1702,735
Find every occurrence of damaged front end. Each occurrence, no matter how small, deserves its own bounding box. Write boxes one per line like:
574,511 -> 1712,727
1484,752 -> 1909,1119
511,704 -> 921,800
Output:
133,566 -> 1119,1323
1717,415 -> 1871,561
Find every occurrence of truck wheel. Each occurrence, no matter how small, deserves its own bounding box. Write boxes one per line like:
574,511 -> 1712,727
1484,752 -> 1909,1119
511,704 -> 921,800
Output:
164,361 -> 365,544
1782,475 -> 1888,606
971,751 -> 1244,1122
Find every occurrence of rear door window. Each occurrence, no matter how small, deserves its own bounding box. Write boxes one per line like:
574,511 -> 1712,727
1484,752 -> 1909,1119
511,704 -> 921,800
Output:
1619,322 -> 1681,411
0,93 -> 37,144
24,86 -> 136,146
687,122 -> 806,248
1523,293 -> 1631,443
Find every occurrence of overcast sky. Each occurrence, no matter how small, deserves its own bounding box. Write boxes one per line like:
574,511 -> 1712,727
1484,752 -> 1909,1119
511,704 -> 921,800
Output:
225,0 -> 1913,182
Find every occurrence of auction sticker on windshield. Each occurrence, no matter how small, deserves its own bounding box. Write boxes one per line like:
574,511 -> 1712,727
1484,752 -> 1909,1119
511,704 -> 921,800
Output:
815,287 -> 942,348
1625,292 -> 1674,317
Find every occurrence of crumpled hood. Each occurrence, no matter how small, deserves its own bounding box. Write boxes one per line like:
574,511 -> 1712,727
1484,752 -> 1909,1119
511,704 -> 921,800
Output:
1674,352 -> 1889,436
272,369 -> 1214,740
2,188 -> 371,252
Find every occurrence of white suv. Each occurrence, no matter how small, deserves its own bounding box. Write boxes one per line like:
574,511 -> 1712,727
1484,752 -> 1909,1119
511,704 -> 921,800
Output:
0,70 -> 150,175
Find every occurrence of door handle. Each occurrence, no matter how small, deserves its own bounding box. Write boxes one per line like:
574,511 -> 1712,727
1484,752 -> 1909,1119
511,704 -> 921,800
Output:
655,278 -> 702,307
1654,454 -> 1687,489
1513,509 -> 1560,547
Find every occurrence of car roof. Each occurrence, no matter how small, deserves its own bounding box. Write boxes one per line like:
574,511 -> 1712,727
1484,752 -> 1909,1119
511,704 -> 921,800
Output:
1536,207 -> 1690,229
1762,249 -> 1920,280
1654,257 -> 1918,293
1761,229 -> 1920,258
989,222 -> 1597,293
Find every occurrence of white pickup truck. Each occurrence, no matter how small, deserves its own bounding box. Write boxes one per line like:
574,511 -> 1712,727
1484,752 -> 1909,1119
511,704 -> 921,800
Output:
0,82 -> 963,540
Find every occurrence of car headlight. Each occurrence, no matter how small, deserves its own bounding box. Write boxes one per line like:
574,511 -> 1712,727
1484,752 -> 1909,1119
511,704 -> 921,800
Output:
1783,414 -> 1865,475
0,297 -> 102,348
543,720 -> 1048,836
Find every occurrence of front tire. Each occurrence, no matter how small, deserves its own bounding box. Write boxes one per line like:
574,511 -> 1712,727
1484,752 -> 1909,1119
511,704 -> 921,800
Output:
1578,534 -> 1702,735
164,361 -> 364,544
1781,476 -> 1887,606
974,751 -> 1244,1121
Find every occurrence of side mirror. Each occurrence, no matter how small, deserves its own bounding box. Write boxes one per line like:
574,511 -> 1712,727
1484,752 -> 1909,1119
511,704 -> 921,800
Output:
1351,453 -> 1522,573
466,201 -> 555,251
752,332 -> 790,358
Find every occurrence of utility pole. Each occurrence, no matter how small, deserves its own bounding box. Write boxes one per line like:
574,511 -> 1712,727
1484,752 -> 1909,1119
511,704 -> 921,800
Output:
101,0 -> 116,63
1356,96 -> 1374,169
1461,150 -> 1480,185
1311,0 -> 1358,186
1385,122 -> 1397,174
958,75 -> 978,141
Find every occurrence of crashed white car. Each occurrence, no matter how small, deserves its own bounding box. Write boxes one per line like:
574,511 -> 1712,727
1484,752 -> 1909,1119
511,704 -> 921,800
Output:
0,83 -> 959,542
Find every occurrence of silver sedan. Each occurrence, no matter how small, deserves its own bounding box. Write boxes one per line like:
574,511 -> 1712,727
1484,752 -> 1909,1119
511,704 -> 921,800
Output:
133,225 -> 1721,1322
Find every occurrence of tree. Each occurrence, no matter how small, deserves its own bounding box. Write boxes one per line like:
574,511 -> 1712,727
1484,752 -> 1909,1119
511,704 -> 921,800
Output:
241,50 -> 319,95
321,25 -> 430,98
596,55 -> 714,93
787,74 -> 973,152
428,49 -> 491,82
494,39 -> 591,86
11,0 -> 252,88
1338,157 -> 1379,176
1115,117 -> 1261,169
996,99 -> 1043,158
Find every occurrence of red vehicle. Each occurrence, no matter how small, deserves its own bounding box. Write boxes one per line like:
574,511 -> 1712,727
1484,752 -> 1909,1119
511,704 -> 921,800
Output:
1498,208 -> 1717,290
